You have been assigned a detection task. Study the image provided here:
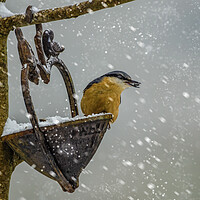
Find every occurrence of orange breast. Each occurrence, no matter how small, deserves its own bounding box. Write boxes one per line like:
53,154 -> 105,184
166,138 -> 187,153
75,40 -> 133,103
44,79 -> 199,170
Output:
81,77 -> 122,123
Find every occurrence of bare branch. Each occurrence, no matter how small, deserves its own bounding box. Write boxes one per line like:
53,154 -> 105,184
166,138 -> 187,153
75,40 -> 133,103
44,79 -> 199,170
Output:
0,0 -> 135,34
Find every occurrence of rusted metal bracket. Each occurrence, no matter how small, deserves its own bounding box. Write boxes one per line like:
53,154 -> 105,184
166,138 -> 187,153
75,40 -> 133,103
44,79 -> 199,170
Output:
5,5 -> 112,193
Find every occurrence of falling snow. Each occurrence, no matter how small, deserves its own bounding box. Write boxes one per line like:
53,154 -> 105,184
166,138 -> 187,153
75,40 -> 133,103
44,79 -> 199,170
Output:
5,0 -> 200,199
129,26 -> 137,32
136,139 -> 143,146
49,171 -> 56,177
122,160 -> 133,167
159,117 -> 166,123
107,64 -> 114,69
137,162 -> 145,170
147,183 -> 155,190
182,92 -> 190,98
137,41 -> 145,48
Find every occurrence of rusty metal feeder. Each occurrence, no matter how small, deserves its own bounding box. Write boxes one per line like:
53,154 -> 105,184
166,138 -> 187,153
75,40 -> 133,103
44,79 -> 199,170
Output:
2,21 -> 112,193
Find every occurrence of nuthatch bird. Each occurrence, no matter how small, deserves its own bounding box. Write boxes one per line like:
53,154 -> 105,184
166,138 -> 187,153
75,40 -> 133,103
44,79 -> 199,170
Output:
81,71 -> 141,123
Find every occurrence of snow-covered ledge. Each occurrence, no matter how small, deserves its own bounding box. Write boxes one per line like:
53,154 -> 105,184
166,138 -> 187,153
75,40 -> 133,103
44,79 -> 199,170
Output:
2,113 -> 111,137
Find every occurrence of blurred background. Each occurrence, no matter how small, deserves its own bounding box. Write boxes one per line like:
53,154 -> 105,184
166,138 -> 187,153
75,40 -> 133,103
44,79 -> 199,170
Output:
3,0 -> 200,199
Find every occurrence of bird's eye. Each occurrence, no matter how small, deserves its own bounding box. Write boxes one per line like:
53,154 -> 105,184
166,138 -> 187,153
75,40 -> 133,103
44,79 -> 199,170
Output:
117,74 -> 123,79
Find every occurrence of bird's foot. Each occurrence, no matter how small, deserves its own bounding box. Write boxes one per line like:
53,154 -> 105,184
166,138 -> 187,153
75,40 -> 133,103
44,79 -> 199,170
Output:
107,122 -> 111,130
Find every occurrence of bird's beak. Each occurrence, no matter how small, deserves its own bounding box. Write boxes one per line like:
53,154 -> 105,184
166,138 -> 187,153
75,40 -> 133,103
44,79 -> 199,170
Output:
126,79 -> 141,88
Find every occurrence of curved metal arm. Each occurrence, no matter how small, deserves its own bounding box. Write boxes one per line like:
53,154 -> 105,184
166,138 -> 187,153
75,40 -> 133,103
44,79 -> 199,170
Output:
47,57 -> 79,117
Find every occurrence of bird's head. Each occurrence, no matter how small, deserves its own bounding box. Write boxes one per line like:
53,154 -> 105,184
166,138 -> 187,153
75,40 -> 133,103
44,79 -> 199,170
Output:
83,70 -> 141,93
103,71 -> 141,90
